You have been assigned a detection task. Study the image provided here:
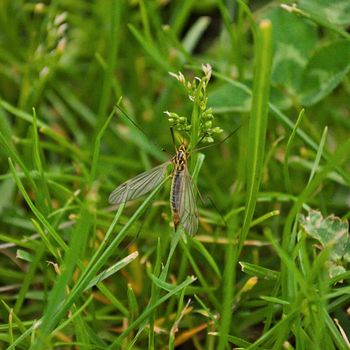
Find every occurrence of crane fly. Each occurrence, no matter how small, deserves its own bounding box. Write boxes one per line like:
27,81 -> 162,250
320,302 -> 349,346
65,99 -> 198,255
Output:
108,143 -> 198,235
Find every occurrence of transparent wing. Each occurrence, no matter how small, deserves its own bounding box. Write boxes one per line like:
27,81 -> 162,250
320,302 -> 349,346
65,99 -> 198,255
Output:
109,161 -> 171,204
178,165 -> 199,235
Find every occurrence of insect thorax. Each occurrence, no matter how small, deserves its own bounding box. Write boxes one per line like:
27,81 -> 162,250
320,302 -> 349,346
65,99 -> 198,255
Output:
172,144 -> 188,171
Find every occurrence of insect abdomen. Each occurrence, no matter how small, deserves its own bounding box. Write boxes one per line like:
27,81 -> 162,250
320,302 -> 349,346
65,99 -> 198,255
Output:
171,170 -> 183,228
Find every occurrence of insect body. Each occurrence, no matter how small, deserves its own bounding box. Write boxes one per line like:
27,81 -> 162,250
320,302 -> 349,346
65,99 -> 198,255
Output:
109,144 -> 198,235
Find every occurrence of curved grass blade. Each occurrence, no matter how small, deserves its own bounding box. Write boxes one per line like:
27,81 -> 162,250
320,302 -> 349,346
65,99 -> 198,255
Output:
84,251 -> 139,291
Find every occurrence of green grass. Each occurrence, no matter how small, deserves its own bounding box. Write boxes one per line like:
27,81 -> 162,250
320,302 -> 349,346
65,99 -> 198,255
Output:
1,1 -> 350,349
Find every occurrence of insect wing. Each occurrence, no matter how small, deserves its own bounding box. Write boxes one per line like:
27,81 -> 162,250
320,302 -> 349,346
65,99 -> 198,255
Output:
178,165 -> 199,235
109,161 -> 171,204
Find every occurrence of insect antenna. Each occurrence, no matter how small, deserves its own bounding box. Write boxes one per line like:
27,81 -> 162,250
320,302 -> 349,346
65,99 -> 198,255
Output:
132,202 -> 153,241
115,104 -> 149,138
192,132 -> 210,150
170,127 -> 177,152
115,104 -> 171,155
205,195 -> 228,228
191,174 -> 227,230
192,123 -> 242,153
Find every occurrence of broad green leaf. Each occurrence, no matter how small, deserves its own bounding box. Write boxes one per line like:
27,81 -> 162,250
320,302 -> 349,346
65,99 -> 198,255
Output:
261,7 -> 317,95
208,82 -> 251,113
300,40 -> 350,106
299,209 -> 349,261
269,86 -> 293,110
299,0 -> 350,26
328,262 -> 347,279
343,240 -> 350,262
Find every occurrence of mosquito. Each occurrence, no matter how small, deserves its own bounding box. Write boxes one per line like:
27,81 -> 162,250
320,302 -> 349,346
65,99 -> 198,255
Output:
108,141 -> 199,235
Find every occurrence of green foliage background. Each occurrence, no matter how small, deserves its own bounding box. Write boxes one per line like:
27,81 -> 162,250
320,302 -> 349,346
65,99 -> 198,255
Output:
0,0 -> 350,349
